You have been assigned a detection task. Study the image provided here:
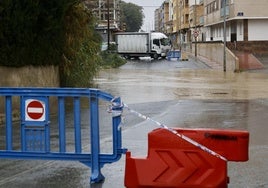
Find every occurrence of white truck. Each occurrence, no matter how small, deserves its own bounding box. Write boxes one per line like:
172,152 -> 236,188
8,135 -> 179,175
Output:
115,32 -> 171,59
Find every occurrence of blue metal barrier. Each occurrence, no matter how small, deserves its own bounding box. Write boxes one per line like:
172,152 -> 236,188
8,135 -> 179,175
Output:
167,50 -> 181,61
0,87 -> 127,183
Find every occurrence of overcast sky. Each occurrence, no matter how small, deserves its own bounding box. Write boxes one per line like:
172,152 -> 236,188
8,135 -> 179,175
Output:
123,0 -> 164,31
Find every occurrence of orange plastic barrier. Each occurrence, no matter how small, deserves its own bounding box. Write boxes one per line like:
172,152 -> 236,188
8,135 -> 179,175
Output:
125,128 -> 249,188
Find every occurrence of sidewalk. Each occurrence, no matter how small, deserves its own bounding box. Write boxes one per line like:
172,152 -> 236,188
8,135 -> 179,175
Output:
185,52 -> 222,70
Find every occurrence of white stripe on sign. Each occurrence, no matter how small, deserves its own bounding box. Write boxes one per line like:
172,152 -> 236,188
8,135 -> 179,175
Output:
28,107 -> 43,113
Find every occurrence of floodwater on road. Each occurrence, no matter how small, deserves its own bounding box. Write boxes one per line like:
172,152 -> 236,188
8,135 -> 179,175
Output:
0,59 -> 267,188
95,61 -> 268,103
94,59 -> 268,188
95,60 -> 268,148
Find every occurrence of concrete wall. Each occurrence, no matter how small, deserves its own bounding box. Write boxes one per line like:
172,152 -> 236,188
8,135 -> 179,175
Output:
0,66 -> 60,118
234,0 -> 268,17
196,42 -> 239,72
0,65 -> 60,87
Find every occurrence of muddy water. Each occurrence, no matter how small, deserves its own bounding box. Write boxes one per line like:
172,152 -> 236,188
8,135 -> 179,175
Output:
95,67 -> 268,140
95,64 -> 268,188
95,69 -> 268,103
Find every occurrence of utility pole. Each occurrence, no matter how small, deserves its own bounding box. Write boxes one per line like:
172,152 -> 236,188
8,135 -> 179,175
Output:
179,0 -> 182,51
223,0 -> 226,72
194,0 -> 197,57
107,0 -> 110,50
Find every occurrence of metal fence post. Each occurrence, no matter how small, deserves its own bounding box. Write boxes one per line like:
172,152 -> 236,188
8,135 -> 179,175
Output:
90,91 -> 104,183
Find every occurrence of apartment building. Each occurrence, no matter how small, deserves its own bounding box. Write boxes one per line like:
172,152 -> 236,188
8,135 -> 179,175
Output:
203,0 -> 268,54
156,0 -> 268,54
86,0 -> 121,42
155,0 -> 203,48
154,8 -> 161,32
189,1 -> 204,41
159,0 -> 170,33
154,0 -> 186,48
204,0 -> 268,41
171,0 -> 180,47
155,0 -> 170,33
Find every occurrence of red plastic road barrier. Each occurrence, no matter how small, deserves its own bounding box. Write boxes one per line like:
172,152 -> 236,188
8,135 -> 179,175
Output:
125,128 -> 249,188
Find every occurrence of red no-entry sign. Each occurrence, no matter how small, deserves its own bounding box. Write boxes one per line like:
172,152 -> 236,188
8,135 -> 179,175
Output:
25,99 -> 46,121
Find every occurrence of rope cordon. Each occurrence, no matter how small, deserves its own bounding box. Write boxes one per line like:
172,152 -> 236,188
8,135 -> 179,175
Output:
109,98 -> 227,162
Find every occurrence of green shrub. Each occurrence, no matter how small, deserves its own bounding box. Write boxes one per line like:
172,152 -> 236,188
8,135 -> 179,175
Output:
100,51 -> 126,68
0,0 -> 71,67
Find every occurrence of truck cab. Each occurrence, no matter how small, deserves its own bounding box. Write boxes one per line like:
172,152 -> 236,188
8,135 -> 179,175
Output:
151,32 -> 171,59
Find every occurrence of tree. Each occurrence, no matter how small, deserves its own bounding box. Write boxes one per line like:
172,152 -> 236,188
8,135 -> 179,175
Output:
0,0 -> 102,87
61,3 -> 102,87
0,0 -> 74,67
120,1 -> 144,32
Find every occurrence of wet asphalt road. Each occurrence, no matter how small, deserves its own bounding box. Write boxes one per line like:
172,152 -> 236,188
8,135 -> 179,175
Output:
0,57 -> 268,187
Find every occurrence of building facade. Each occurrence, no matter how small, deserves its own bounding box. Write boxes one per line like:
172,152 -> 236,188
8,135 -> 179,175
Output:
155,0 -> 268,54
155,0 -> 203,48
159,0 -> 170,33
203,0 -> 268,54
204,0 -> 268,42
154,8 -> 161,32
86,0 -> 121,42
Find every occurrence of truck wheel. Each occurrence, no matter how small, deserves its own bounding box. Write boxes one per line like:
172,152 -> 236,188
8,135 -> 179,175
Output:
152,53 -> 159,60
124,55 -> 131,59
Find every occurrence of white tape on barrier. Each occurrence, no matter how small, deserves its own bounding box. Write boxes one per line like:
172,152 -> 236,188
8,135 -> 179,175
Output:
109,99 -> 228,162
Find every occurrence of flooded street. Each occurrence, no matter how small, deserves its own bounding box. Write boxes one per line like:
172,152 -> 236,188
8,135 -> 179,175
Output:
94,58 -> 268,188
95,59 -> 268,102
0,58 -> 267,187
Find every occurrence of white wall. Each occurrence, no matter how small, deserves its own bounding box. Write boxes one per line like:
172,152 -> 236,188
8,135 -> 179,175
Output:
236,20 -> 244,41
189,0 -> 201,6
248,19 -> 268,41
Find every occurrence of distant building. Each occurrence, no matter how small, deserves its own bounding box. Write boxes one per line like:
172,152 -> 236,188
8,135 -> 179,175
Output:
189,0 -> 204,42
204,0 -> 268,42
160,0 -> 170,33
154,8 -> 161,32
203,0 -> 268,54
85,0 -> 121,42
155,0 -> 268,54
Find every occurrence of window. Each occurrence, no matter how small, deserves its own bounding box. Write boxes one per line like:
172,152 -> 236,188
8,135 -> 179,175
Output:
160,38 -> 171,46
221,0 -> 229,8
206,0 -> 219,15
153,39 -> 160,46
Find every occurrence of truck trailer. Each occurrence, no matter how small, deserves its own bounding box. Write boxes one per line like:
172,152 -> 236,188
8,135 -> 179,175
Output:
115,32 -> 171,59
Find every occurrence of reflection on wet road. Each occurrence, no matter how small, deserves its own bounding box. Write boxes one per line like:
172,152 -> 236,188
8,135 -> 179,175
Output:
95,60 -> 268,103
